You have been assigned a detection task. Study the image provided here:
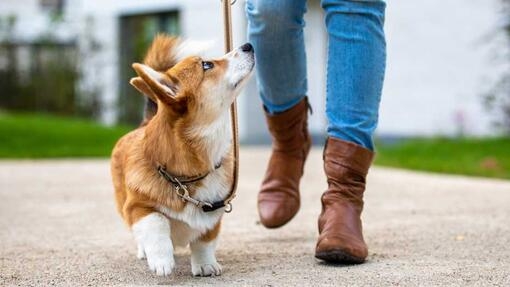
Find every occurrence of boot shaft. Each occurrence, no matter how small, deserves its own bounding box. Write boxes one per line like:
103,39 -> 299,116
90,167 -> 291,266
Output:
257,97 -> 312,228
322,137 -> 374,207
264,98 -> 311,154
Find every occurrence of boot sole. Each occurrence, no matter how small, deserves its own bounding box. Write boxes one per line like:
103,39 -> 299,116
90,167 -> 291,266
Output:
259,214 -> 296,229
315,249 -> 365,264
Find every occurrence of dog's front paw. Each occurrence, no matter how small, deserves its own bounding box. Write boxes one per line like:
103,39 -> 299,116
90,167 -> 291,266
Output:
191,261 -> 222,277
132,213 -> 174,276
145,245 -> 174,276
137,235 -> 174,276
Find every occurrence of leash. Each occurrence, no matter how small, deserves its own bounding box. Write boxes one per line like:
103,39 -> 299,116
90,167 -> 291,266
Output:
222,0 -> 239,208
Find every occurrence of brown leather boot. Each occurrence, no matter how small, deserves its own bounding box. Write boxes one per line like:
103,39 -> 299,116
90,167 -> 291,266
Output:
315,137 -> 374,263
258,98 -> 311,228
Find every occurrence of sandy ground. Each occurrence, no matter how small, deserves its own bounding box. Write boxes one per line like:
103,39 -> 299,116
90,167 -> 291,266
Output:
1,147 -> 510,286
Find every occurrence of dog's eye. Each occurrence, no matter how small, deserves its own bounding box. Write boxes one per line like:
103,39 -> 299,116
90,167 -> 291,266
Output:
202,61 -> 214,71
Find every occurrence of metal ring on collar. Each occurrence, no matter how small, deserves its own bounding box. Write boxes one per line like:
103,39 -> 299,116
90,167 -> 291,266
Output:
224,203 -> 232,213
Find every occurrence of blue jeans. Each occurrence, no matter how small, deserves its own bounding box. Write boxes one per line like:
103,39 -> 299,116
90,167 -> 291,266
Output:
246,0 -> 386,150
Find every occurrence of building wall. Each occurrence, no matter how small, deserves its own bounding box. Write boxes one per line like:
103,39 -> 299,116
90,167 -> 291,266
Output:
1,0 -> 507,139
0,0 -> 245,125
380,0 -> 507,137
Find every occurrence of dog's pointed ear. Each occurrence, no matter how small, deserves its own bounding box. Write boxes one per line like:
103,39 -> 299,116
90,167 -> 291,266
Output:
129,77 -> 158,103
132,63 -> 180,107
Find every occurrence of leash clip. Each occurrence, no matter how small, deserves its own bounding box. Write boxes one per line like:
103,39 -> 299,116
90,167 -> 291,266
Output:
173,178 -> 213,208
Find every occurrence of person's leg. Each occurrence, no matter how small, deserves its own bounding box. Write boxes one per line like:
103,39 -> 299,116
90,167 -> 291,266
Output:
324,0 -> 386,151
316,0 -> 386,263
246,0 -> 311,228
246,0 -> 308,113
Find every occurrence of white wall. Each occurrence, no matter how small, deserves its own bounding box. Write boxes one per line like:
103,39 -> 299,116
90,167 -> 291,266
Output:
1,0 -> 507,139
380,0 -> 508,137
0,0 -> 246,125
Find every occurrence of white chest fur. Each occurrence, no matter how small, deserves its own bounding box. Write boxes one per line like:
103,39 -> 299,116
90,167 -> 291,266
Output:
157,111 -> 232,247
187,110 -> 232,166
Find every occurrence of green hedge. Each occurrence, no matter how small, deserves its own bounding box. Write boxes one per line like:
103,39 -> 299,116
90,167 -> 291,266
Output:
0,113 -> 131,158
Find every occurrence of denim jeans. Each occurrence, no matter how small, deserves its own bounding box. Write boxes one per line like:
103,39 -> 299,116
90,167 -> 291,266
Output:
246,0 -> 386,150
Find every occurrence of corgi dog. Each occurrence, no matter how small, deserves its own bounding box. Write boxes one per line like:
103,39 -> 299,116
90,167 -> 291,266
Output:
111,35 -> 254,277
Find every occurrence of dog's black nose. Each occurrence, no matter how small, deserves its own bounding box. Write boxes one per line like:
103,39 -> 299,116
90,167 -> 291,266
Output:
241,43 -> 253,53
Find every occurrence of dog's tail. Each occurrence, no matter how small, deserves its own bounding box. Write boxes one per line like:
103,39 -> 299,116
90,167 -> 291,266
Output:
138,34 -> 182,126
143,34 -> 181,72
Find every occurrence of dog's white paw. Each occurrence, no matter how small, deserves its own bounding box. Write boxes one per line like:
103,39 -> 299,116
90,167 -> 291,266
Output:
191,261 -> 222,277
132,213 -> 174,276
190,238 -> 221,277
145,245 -> 174,276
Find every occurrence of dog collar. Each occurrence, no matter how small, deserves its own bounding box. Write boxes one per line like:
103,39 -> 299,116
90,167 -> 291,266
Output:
157,162 -> 222,186
156,162 -> 232,213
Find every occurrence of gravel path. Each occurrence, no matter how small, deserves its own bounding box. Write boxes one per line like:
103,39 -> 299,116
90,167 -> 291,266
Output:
1,148 -> 509,286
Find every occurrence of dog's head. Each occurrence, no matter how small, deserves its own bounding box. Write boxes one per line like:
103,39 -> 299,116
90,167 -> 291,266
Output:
131,41 -> 254,124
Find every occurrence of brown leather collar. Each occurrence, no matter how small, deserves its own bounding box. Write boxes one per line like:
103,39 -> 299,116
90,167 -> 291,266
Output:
156,161 -> 233,213
156,162 -> 222,186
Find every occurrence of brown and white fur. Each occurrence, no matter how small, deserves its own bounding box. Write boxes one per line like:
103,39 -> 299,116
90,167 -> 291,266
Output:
111,35 -> 254,277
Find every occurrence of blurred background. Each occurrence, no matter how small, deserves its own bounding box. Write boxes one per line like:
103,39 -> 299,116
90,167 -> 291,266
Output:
0,0 -> 508,179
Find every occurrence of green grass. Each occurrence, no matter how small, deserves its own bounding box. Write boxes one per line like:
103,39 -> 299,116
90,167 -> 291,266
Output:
1,113 -> 509,180
0,112 -> 132,158
375,137 -> 510,180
